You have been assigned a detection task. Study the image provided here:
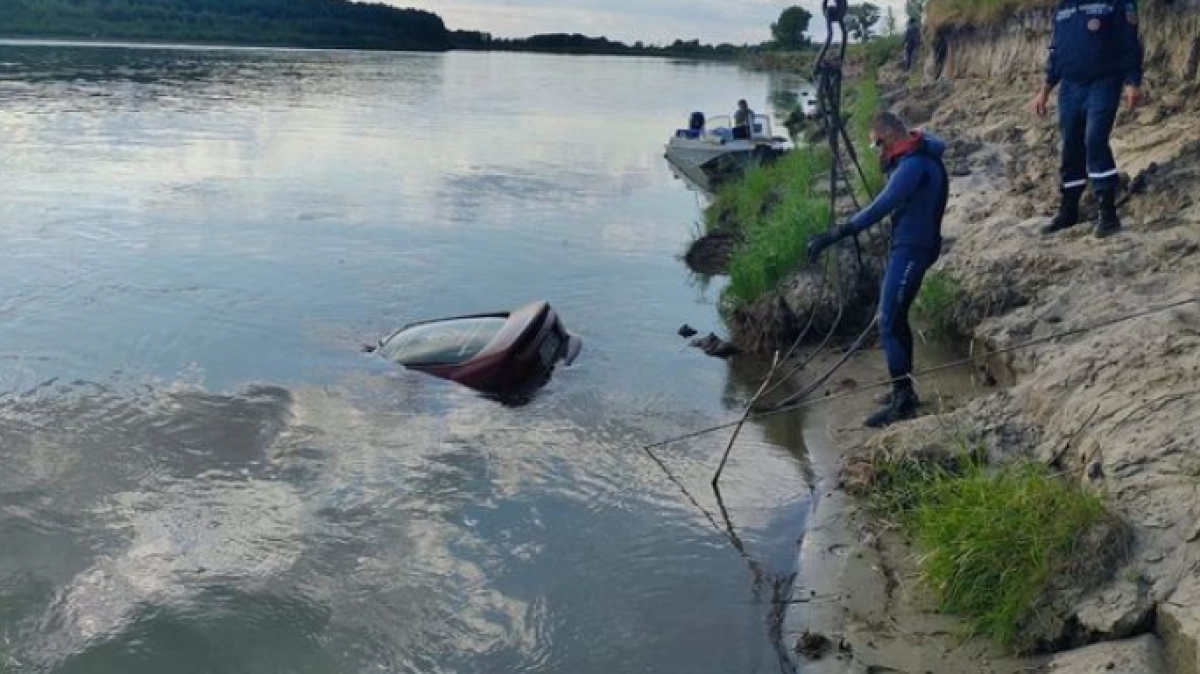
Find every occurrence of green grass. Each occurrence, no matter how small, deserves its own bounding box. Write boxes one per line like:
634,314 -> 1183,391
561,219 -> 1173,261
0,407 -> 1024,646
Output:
850,34 -> 905,71
847,73 -> 886,199
714,70 -> 884,311
707,162 -> 783,234
720,150 -> 832,307
913,270 -> 962,340
868,453 -> 1113,648
927,0 -> 1055,29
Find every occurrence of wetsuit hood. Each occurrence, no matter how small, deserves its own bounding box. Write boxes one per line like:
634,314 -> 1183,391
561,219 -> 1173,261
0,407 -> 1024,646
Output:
884,130 -> 946,169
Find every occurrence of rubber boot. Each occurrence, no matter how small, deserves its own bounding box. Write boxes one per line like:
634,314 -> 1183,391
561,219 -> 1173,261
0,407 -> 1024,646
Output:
1094,189 -> 1122,239
1041,188 -> 1083,235
865,378 -> 919,428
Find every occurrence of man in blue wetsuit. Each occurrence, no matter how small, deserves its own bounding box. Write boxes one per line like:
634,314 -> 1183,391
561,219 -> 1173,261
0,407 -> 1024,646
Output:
1032,0 -> 1144,238
806,112 -> 948,428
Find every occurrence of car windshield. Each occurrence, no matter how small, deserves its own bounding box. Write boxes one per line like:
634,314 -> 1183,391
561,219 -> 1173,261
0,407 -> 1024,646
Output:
378,317 -> 507,366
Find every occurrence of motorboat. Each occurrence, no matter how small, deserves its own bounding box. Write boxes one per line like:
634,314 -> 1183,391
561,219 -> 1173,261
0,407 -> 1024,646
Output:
373,301 -> 582,393
664,112 -> 791,190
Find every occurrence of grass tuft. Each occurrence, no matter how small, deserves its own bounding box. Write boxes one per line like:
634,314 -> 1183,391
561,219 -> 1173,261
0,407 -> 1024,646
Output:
721,150 -> 832,307
852,35 -> 905,71
927,0 -> 1056,30
868,452 -> 1113,648
715,71 -> 883,311
913,269 -> 962,340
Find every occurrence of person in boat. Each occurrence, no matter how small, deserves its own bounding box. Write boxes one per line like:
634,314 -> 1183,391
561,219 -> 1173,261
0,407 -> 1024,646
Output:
903,18 -> 921,71
679,110 -> 705,139
805,112 -> 949,428
732,99 -> 755,140
1032,0 -> 1144,238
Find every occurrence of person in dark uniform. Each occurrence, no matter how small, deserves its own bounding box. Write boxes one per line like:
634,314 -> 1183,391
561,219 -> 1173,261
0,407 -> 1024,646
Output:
1032,0 -> 1144,238
806,113 -> 949,428
733,99 -> 755,139
903,18 -> 922,71
932,25 -> 949,80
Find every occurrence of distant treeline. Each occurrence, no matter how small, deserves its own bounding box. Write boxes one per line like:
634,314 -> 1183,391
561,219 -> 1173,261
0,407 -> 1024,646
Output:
0,0 -> 450,51
0,0 -> 761,58
451,31 -> 748,59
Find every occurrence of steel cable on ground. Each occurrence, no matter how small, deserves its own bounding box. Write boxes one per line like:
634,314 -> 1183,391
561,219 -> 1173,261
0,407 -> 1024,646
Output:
754,1 -> 889,405
752,9 -> 850,369
751,0 -> 871,398
645,295 -> 1200,450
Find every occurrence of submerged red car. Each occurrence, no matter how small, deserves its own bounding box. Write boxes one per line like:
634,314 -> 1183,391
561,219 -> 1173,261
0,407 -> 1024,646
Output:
375,301 -> 582,393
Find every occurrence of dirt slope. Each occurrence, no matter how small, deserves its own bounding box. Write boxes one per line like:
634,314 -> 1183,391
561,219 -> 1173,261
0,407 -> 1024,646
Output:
881,0 -> 1200,670
788,2 -> 1200,672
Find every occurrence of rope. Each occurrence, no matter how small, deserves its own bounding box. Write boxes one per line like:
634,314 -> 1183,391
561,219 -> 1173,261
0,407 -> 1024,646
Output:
712,351 -> 781,488
644,296 -> 1200,450
751,0 -> 873,398
753,1 -> 884,404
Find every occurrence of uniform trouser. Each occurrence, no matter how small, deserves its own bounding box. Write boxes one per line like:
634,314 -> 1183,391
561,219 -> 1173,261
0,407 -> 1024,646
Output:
879,248 -> 937,382
1058,77 -> 1123,194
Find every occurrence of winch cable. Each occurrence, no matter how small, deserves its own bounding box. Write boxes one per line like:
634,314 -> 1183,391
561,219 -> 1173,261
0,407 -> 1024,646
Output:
749,10 -> 854,369
717,0 -> 881,495
754,0 -> 884,402
644,295 -> 1200,451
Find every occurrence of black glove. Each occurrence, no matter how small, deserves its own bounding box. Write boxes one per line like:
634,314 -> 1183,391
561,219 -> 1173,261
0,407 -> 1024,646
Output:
806,224 -> 853,264
806,232 -> 836,264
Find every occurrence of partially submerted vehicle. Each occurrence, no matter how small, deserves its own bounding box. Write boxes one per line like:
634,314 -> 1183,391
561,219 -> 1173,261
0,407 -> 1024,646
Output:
374,301 -> 582,394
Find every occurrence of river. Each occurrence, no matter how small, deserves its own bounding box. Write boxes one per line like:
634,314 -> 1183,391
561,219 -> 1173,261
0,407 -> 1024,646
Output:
0,42 -> 817,673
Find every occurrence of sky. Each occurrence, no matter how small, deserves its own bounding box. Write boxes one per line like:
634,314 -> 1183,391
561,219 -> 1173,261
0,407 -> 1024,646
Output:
391,0 -> 909,46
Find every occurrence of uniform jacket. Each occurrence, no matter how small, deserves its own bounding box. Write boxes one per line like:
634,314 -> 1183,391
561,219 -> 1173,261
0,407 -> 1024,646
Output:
1046,0 -> 1144,86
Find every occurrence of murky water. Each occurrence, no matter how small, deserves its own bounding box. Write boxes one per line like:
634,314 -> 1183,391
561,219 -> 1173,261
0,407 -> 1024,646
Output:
0,42 -> 816,673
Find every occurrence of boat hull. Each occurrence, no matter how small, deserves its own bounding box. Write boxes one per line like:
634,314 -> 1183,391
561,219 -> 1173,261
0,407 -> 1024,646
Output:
664,141 -> 787,193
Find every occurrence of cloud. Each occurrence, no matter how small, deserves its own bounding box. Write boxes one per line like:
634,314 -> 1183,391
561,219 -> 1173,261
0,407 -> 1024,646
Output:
392,0 -> 907,45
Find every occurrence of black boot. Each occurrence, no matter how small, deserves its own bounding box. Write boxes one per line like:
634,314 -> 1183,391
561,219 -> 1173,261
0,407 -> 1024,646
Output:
1041,188 -> 1083,235
1095,190 -> 1122,239
872,388 -> 922,406
865,378 -> 920,428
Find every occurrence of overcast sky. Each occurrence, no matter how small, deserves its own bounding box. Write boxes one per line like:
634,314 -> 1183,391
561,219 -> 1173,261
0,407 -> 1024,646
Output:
392,0 -> 908,45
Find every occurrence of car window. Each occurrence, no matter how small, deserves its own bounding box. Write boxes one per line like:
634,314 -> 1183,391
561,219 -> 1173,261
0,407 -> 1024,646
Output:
378,317 -> 506,366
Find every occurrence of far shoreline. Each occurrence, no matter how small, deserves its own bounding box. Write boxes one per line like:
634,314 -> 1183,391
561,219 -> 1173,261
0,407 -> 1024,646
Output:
0,35 -> 751,62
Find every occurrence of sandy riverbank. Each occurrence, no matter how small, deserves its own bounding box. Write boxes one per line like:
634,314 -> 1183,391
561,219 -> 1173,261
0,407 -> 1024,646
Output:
762,3 -> 1200,671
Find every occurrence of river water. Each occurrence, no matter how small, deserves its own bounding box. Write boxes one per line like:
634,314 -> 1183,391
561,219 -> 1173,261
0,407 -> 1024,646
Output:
0,42 -> 817,673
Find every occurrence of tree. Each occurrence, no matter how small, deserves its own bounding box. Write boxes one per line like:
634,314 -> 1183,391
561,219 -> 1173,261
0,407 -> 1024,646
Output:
885,7 -> 897,35
905,0 -> 928,23
770,6 -> 813,50
846,3 -> 881,42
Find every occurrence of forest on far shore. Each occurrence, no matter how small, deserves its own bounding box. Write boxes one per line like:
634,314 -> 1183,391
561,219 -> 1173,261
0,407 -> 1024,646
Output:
0,0 -> 452,51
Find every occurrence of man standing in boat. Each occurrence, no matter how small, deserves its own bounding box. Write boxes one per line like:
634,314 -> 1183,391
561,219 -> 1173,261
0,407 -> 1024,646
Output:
805,112 -> 949,428
1032,0 -> 1144,238
733,99 -> 755,139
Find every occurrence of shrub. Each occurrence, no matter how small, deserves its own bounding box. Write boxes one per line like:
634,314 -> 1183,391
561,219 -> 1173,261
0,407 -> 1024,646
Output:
913,269 -> 962,340
927,0 -> 1056,30
869,453 -> 1114,648
716,73 -> 883,310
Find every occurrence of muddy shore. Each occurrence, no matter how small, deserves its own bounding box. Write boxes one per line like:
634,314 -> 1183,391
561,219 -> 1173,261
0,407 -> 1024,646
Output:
725,3 -> 1200,671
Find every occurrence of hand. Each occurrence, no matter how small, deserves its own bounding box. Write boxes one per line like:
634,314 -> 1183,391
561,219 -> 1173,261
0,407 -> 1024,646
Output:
1124,84 -> 1143,110
1032,90 -> 1050,118
806,231 -> 837,264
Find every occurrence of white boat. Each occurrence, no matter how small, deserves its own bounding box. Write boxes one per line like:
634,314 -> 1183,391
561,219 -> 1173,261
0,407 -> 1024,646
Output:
664,113 -> 791,191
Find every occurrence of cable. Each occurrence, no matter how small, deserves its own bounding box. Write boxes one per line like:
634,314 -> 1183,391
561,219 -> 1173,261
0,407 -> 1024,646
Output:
644,295 -> 1200,450
752,0 -> 869,398
754,7 -> 886,403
